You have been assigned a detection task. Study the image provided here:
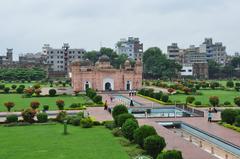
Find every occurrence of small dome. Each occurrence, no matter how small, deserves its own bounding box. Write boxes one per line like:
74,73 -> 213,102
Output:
71,59 -> 81,66
98,55 -> 110,62
71,59 -> 92,66
135,58 -> 142,66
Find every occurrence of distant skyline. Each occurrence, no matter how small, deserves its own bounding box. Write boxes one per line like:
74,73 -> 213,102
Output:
0,0 -> 239,60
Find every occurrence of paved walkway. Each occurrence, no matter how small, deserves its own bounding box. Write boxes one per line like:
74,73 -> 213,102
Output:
88,93 -> 240,159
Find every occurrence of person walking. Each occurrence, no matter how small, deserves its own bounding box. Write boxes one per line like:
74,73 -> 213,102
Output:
104,100 -> 108,110
130,98 -> 134,107
208,108 -> 213,122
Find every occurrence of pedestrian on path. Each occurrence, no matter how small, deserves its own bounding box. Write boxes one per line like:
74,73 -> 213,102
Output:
104,100 -> 108,110
208,108 -> 213,122
130,98 -> 134,107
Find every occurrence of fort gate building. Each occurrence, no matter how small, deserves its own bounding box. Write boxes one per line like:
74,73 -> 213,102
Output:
70,55 -> 142,91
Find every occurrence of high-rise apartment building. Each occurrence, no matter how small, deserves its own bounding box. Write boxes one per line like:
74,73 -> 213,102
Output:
43,43 -> 86,77
0,49 -> 13,65
115,37 -> 143,60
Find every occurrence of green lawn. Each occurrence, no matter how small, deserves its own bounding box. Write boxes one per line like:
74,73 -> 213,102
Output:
170,89 -> 240,106
0,94 -> 91,112
0,125 -> 129,159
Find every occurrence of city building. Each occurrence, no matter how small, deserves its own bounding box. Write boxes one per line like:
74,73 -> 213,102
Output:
180,64 -> 193,76
43,43 -> 86,77
19,52 -> 46,66
70,55 -> 142,91
115,37 -> 143,60
183,45 -> 207,64
0,49 -> 13,65
200,38 -> 227,64
167,43 -> 181,63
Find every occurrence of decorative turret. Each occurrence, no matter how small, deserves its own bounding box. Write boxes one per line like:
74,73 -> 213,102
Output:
124,59 -> 131,70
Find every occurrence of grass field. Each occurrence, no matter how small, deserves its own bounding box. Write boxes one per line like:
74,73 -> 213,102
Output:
0,94 -> 91,112
170,89 -> 240,106
0,125 -> 129,159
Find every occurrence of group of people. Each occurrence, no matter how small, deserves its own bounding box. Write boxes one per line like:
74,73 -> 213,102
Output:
207,107 -> 218,122
129,90 -> 137,96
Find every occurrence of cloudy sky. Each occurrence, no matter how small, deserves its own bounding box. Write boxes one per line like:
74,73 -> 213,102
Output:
0,0 -> 239,60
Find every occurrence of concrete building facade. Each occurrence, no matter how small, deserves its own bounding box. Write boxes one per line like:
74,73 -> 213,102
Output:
115,37 -> 143,60
0,49 -> 13,65
71,55 -> 142,92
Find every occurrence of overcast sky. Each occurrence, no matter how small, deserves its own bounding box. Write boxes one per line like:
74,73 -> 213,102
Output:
0,0 -> 239,60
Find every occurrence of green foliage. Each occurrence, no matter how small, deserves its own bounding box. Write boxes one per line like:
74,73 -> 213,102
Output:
86,88 -> 97,99
6,114 -> 18,123
186,96 -> 195,104
235,115 -> 240,127
56,111 -> 67,123
221,109 -> 239,124
226,81 -> 234,88
161,95 -> 169,102
134,125 -> 157,148
157,150 -> 183,159
112,104 -> 128,119
16,87 -> 24,94
103,120 -> 116,130
122,119 -> 139,141
30,101 -> 40,110
209,96 -> 219,106
112,127 -> 123,137
144,135 -> 166,159
0,84 -> 5,90
21,108 -> 36,123
11,85 -> 17,90
93,121 -> 101,126
4,87 -> 10,93
116,113 -> 135,127
43,105 -> 49,111
234,96 -> 240,106
224,101 -> 231,106
70,116 -> 82,126
49,89 -> 57,97
56,100 -> 65,110
4,102 -> 15,112
93,95 -> 102,104
37,112 -> 48,123
81,117 -> 93,128
194,101 -> 202,106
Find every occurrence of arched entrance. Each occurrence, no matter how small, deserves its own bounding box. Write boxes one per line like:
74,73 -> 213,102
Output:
85,83 -> 89,90
105,82 -> 112,91
126,81 -> 131,91
83,81 -> 91,91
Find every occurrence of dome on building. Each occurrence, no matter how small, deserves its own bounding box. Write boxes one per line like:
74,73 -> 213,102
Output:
124,59 -> 131,66
98,55 -> 110,62
71,59 -> 81,66
135,58 -> 142,66
71,59 -> 92,66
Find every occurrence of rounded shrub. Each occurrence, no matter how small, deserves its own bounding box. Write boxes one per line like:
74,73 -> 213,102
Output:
224,101 -> 231,106
154,91 -> 163,100
37,112 -> 48,123
0,84 -> 5,90
134,125 -> 157,148
43,105 -> 49,111
93,95 -> 102,104
11,85 -> 17,90
116,113 -> 135,127
112,127 -> 123,137
221,109 -> 238,124
122,119 -> 139,141
144,135 -> 166,159
235,115 -> 240,127
56,100 -> 65,110
234,96 -> 240,107
6,114 -> 18,123
161,95 -> 169,102
16,87 -> 24,94
49,89 -> 57,97
56,111 -> 67,123
71,116 -> 81,126
186,96 -> 195,104
4,87 -> 10,93
209,96 -> 219,107
157,150 -> 183,159
4,102 -> 15,112
226,81 -> 234,88
21,108 -> 36,123
112,104 -> 128,119
103,120 -> 116,130
81,117 -> 93,128
194,101 -> 201,106
30,101 -> 40,110
195,84 -> 200,90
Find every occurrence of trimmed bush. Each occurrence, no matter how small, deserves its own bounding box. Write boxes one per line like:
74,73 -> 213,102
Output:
235,115 -> 240,127
161,95 -> 169,102
234,96 -> 240,107
194,101 -> 202,106
35,89 -> 42,96
157,150 -> 183,159
116,113 -> 135,127
144,135 -> 166,159
11,85 -> 17,90
37,112 -> 48,123
93,95 -> 102,104
209,96 -> 219,107
81,117 -> 93,128
103,120 -> 116,130
71,116 -> 82,126
186,96 -> 195,104
49,89 -> 57,97
86,88 -> 97,99
224,101 -> 231,106
4,102 -> 15,112
30,101 -> 40,110
195,84 -> 200,90
154,91 -> 163,100
226,81 -> 234,88
134,125 -> 157,148
112,127 -> 123,137
93,121 -> 101,126
122,118 -> 139,141
112,104 -> 128,119
0,84 -> 5,90
221,109 -> 238,124
56,111 -> 67,122
4,87 -> 10,93
6,114 -> 18,123
16,87 -> 24,93
56,100 -> 65,110
21,108 -> 36,123
43,105 -> 49,111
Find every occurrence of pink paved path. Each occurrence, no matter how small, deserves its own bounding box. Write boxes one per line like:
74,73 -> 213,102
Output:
87,93 -> 240,159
